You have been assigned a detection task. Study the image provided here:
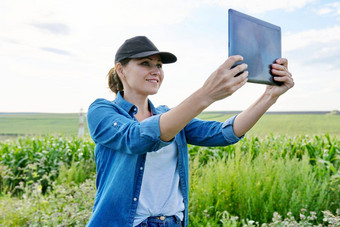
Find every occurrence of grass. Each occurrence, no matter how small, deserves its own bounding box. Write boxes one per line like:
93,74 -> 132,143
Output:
0,112 -> 339,226
0,135 -> 339,226
0,178 -> 96,226
198,113 -> 340,138
1,112 -> 339,139
189,149 -> 337,225
247,114 -> 340,137
0,113 -> 88,136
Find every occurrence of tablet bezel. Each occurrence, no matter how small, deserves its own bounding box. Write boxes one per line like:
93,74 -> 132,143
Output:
228,9 -> 282,86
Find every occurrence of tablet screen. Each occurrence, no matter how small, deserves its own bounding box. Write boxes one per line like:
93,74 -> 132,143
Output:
228,9 -> 282,85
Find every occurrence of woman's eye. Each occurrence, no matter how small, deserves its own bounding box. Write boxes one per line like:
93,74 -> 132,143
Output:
140,61 -> 162,68
141,61 -> 150,66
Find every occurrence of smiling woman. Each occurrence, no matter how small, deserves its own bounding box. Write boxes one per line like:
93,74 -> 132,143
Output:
86,36 -> 294,227
117,56 -> 164,99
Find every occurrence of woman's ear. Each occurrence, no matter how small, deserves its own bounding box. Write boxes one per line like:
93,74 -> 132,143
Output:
115,63 -> 125,80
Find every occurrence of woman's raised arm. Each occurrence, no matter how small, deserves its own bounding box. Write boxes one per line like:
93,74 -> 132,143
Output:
159,55 -> 248,141
232,58 -> 294,137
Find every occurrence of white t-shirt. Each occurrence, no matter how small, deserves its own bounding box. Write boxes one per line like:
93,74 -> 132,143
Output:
133,142 -> 185,226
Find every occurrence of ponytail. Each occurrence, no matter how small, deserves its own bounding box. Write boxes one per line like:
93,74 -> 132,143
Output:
108,58 -> 130,94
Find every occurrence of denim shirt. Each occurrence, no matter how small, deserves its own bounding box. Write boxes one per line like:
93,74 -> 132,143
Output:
86,91 -> 243,227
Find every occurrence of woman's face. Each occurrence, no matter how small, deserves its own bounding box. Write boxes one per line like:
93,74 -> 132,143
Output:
120,54 -> 164,97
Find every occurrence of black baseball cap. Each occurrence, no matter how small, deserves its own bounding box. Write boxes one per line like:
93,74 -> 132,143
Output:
115,36 -> 177,64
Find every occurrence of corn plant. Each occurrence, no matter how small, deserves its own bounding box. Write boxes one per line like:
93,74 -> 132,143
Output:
0,136 -> 95,195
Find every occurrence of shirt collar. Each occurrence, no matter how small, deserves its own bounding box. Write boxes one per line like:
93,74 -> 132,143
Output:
114,91 -> 159,115
114,91 -> 135,113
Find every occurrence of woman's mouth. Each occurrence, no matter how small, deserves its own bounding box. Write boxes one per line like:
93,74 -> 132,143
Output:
146,79 -> 159,84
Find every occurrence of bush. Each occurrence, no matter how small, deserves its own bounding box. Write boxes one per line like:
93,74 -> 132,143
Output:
0,177 -> 96,226
189,140 -> 339,225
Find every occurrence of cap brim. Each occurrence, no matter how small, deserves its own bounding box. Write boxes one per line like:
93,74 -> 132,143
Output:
129,51 -> 177,64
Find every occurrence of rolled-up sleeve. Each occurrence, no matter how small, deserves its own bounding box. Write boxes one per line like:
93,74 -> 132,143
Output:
87,99 -> 172,154
221,115 -> 244,144
184,115 -> 244,147
139,115 -> 164,142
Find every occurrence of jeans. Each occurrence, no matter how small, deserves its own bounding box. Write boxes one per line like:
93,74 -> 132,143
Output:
136,215 -> 182,227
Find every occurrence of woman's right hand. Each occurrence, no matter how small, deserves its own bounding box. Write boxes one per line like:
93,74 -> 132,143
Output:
200,55 -> 248,105
159,55 -> 248,142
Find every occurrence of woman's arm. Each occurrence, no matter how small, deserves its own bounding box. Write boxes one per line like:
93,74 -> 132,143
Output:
87,99 -> 173,154
159,55 -> 248,141
233,58 -> 294,137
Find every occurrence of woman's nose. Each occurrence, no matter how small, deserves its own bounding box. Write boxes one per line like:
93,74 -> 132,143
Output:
151,66 -> 161,75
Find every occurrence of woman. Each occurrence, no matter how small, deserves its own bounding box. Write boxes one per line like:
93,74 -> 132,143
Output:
86,36 -> 294,227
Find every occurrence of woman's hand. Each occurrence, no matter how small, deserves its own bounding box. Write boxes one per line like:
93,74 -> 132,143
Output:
201,55 -> 248,105
266,58 -> 294,99
159,55 -> 248,141
232,58 -> 294,137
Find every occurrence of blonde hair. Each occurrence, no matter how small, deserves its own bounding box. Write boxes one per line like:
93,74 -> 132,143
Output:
108,58 -> 130,94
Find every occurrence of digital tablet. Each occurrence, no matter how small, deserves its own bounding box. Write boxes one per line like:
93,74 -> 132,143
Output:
228,9 -> 282,85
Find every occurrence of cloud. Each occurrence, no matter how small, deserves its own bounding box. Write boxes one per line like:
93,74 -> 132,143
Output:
1,37 -> 20,44
316,2 -> 340,16
204,0 -> 315,14
1,0 -> 338,112
40,47 -> 72,56
283,26 -> 340,71
283,26 -> 340,52
31,22 -> 70,35
119,1 -> 196,24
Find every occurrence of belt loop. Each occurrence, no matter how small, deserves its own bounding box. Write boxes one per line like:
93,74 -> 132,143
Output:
173,215 -> 181,225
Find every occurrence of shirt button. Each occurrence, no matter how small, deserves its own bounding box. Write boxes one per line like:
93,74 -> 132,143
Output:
114,122 -> 117,126
159,216 -> 166,221
133,198 -> 137,202
140,167 -> 143,170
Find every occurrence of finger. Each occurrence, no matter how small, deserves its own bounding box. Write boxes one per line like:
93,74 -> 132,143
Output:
235,70 -> 248,82
273,75 -> 294,86
231,63 -> 248,77
271,63 -> 287,71
276,58 -> 288,67
273,75 -> 289,82
221,71 -> 247,95
222,55 -> 244,69
229,71 -> 248,91
231,73 -> 248,91
271,68 -> 292,77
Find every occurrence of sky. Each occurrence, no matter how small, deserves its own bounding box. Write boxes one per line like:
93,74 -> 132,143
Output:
1,0 -> 340,113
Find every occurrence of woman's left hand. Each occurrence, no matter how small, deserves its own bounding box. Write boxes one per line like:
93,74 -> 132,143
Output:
266,58 -> 294,98
232,58 -> 294,137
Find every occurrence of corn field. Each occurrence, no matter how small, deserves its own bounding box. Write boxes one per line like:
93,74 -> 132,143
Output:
0,134 -> 339,226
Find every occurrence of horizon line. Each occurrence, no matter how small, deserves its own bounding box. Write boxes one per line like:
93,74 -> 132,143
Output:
0,110 -> 339,115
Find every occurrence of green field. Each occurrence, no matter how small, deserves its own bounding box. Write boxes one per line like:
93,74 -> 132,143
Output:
1,135 -> 339,226
198,112 -> 340,138
1,112 -> 339,226
0,113 -> 88,137
1,112 -> 339,139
